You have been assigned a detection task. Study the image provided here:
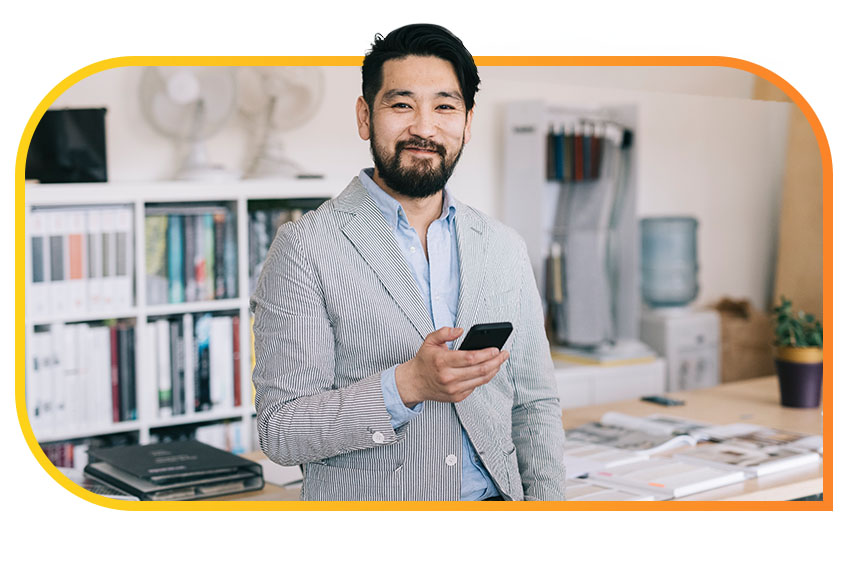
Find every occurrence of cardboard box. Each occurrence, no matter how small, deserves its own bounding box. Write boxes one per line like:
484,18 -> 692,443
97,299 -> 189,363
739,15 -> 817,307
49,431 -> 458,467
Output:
714,298 -> 775,383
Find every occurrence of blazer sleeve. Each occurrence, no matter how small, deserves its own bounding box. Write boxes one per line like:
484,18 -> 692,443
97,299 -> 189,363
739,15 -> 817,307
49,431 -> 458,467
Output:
250,222 -> 399,467
508,238 -> 567,500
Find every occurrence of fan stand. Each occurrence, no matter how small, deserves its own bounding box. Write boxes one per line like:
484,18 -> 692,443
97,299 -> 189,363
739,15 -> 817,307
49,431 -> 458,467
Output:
175,140 -> 239,182
242,132 -> 304,179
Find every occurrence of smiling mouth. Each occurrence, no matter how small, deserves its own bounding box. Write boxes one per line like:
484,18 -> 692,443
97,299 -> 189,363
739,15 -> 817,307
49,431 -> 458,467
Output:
402,147 -> 442,159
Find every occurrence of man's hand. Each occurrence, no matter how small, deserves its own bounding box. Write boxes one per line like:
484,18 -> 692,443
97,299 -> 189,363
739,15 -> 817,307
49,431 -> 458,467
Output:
395,326 -> 510,408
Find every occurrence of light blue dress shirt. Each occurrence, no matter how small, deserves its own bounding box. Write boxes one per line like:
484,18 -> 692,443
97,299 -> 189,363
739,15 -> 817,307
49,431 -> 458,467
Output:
359,168 -> 499,501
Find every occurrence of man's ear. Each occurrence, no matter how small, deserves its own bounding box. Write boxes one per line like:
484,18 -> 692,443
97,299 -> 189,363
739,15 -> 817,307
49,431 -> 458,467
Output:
356,96 -> 371,141
463,105 -> 475,145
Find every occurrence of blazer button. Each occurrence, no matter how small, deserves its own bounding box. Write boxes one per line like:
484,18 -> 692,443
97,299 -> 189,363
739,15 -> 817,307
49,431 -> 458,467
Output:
372,431 -> 385,444
445,454 -> 458,466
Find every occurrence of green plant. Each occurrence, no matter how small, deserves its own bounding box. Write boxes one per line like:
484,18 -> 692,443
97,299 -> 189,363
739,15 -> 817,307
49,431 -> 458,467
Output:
772,296 -> 823,348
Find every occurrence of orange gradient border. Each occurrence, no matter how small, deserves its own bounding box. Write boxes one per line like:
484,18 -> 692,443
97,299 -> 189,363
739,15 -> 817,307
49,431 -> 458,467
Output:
15,55 -> 833,511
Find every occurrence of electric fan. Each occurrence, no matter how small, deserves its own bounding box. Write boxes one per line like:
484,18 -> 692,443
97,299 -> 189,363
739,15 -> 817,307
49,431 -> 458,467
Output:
139,66 -> 238,181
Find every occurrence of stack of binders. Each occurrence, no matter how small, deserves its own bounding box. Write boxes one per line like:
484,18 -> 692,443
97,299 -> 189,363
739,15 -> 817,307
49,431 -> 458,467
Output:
84,440 -> 264,501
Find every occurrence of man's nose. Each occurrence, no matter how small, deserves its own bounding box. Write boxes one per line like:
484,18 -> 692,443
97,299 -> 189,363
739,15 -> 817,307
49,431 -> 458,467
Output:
408,108 -> 438,138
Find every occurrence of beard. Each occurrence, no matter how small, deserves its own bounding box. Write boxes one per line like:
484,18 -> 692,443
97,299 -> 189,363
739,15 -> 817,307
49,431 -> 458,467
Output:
370,131 -> 464,199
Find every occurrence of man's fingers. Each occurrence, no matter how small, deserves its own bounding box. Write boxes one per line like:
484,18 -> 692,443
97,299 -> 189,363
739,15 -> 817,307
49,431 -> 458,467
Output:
447,350 -> 509,382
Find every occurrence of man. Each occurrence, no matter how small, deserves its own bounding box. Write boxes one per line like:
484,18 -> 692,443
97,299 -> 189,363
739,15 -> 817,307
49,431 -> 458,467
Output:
251,23 -> 566,501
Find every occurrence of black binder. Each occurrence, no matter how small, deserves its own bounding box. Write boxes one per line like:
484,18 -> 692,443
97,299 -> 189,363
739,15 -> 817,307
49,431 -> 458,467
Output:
84,440 -> 264,501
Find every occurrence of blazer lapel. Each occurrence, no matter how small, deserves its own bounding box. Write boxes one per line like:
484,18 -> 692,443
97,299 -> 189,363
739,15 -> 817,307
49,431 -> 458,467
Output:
454,204 -> 488,341
336,177 -> 435,341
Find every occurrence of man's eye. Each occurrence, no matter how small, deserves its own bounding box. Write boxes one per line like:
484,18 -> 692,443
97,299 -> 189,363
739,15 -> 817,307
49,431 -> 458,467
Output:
437,105 -> 456,110
393,103 -> 411,109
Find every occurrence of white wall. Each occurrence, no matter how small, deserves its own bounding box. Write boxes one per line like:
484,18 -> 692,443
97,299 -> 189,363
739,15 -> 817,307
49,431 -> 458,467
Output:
48,64 -> 790,311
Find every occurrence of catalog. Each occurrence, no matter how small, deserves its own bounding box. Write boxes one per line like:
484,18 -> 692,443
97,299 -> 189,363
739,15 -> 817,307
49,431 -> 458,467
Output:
587,457 -> 747,500
673,443 -> 821,478
562,439 -> 649,478
565,412 -> 701,456
565,478 -> 655,501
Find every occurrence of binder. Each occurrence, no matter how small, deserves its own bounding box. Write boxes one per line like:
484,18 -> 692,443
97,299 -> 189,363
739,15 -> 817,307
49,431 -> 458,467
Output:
84,440 -> 264,501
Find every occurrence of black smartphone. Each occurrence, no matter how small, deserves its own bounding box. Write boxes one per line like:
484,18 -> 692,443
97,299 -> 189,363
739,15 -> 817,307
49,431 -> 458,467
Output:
640,395 -> 685,407
458,322 -> 513,351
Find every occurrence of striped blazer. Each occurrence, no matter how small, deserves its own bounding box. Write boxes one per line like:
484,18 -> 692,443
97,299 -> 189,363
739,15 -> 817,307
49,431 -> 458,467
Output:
251,176 -> 566,501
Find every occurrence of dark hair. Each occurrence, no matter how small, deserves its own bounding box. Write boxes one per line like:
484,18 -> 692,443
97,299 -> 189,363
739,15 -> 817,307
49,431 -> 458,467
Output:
362,23 -> 480,114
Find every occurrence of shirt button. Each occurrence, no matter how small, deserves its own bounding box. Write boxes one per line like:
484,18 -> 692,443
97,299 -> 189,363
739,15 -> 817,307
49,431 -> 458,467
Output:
445,454 -> 458,466
372,431 -> 385,444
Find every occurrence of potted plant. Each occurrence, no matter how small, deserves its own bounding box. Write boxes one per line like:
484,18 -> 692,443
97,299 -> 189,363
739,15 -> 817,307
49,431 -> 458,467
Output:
772,296 -> 823,408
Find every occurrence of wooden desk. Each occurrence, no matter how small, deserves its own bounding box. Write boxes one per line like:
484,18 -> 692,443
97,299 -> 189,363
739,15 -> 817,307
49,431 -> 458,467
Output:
220,376 -> 824,502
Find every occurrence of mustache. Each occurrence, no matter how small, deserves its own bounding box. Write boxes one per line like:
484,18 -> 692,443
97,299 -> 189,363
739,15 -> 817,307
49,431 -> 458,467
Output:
396,137 -> 446,157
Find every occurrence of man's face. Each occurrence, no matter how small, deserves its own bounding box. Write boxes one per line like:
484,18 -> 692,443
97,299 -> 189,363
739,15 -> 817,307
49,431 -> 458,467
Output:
356,55 -> 473,199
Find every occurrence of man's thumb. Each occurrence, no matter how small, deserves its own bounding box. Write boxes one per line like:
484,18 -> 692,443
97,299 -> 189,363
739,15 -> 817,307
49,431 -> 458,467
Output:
427,326 -> 463,345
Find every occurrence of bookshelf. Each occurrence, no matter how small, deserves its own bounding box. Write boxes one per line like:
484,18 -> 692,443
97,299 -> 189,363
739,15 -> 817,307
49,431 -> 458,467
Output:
24,178 -> 338,465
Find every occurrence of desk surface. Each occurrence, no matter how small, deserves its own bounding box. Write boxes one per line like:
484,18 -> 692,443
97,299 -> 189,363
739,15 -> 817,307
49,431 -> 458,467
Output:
220,376 -> 824,502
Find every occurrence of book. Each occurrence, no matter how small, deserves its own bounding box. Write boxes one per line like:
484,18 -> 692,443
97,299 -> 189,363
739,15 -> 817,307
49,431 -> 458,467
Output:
145,215 -> 168,305
674,443 -> 821,478
66,210 -> 87,315
194,314 -> 212,411
565,411 -> 700,456
28,209 -> 50,318
59,466 -> 140,501
154,319 -> 172,418
114,207 -> 134,310
84,440 -> 264,501
565,477 -> 655,501
170,319 -> 186,416
232,315 -> 241,407
167,215 -> 185,304
562,439 -> 649,478
588,457 -> 747,500
86,208 -> 104,311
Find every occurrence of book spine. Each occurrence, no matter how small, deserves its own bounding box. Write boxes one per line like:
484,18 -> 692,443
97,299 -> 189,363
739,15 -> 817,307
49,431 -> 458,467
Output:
109,324 -> 120,422
167,319 -> 179,416
29,209 -> 49,319
127,325 -> 136,420
183,314 -> 195,415
67,210 -> 87,315
193,215 -> 205,302
48,209 -> 68,316
194,314 -> 211,411
232,315 -> 241,407
167,215 -> 185,304
171,319 -> 185,415
155,319 -> 172,418
100,208 -> 118,310
183,213 -> 196,302
114,207 -> 134,310
223,211 -> 237,299
573,124 -> 584,181
209,315 -> 234,409
203,214 -> 215,301
86,209 -> 103,313
145,215 -> 168,306
118,325 -> 131,421
214,213 -> 225,300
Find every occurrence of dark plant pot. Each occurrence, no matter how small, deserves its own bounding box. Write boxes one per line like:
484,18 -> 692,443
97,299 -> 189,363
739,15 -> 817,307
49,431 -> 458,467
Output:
775,348 -> 823,408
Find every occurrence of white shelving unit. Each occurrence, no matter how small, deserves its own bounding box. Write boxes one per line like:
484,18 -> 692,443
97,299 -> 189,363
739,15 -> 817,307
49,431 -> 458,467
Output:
24,178 -> 340,450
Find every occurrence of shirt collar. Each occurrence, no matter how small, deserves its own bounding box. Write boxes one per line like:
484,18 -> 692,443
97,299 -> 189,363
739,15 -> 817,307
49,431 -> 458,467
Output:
360,168 -> 456,230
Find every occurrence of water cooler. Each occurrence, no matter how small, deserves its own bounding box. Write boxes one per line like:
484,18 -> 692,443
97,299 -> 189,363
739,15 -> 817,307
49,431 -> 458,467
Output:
638,217 -> 720,392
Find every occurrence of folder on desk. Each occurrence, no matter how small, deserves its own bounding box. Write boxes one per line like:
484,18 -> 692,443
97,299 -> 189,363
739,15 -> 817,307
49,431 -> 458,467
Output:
84,440 -> 264,501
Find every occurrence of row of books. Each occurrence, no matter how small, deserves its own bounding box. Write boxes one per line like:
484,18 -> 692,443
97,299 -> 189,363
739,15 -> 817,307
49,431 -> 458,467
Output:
40,433 -> 137,472
145,312 -> 242,419
562,413 -> 822,500
545,122 -> 629,183
145,205 -> 238,305
28,205 -> 134,319
28,322 -> 137,435
247,199 -> 326,294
